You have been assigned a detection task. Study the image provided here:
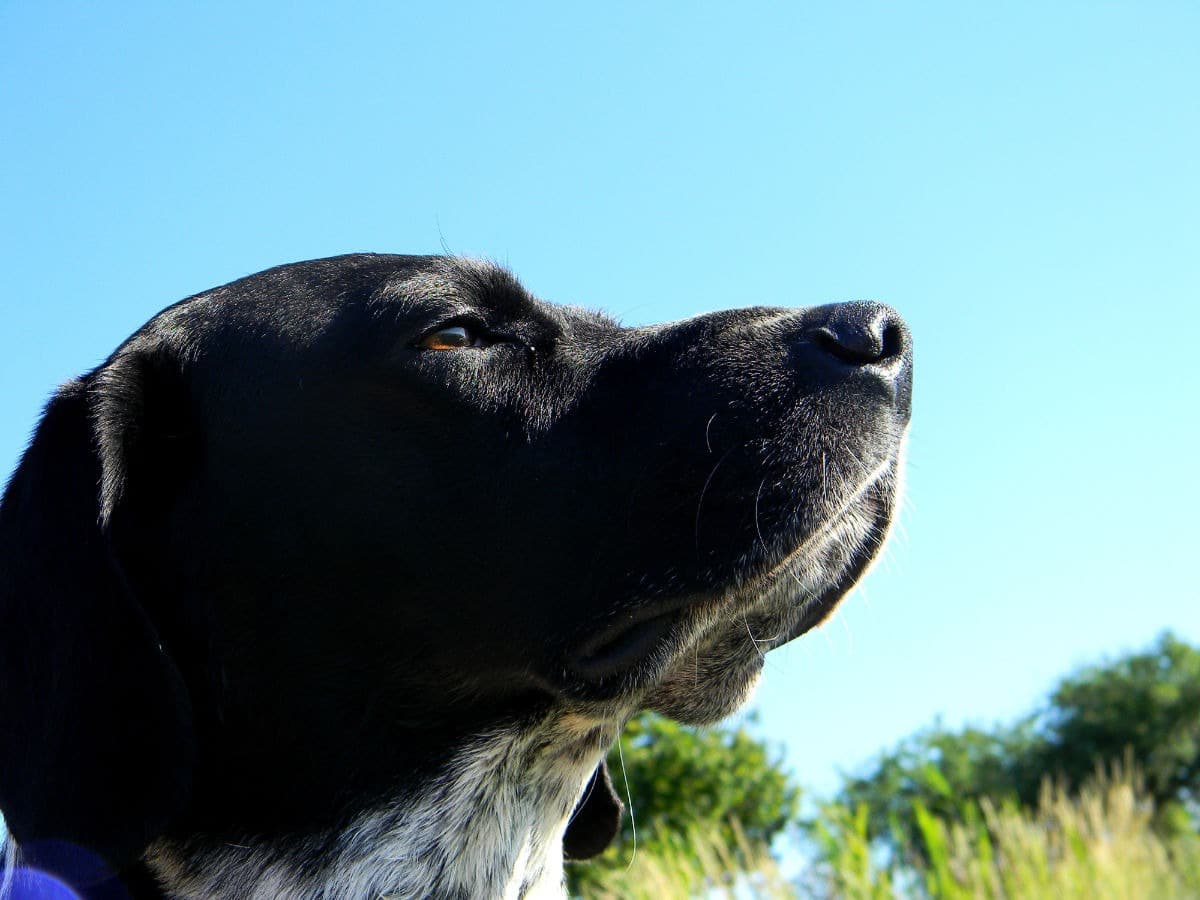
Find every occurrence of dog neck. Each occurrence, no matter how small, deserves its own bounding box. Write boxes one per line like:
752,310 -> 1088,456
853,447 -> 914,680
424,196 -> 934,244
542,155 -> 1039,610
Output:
146,713 -> 620,899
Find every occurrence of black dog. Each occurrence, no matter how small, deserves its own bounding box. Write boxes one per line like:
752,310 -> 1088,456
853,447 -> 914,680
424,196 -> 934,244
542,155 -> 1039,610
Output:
0,255 -> 911,899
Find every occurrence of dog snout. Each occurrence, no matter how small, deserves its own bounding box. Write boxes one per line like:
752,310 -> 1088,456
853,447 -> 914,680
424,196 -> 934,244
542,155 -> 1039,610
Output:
812,301 -> 909,368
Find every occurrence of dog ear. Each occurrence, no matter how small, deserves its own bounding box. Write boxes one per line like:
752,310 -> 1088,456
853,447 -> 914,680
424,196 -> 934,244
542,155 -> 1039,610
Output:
563,760 -> 624,861
0,361 -> 196,882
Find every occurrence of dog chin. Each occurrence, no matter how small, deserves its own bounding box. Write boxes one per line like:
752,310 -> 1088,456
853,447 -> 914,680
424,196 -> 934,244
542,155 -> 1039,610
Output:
641,463 -> 902,725
646,648 -> 765,725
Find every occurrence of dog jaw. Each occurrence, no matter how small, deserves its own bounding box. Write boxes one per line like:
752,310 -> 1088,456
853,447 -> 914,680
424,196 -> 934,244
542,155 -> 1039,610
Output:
644,450 -> 905,725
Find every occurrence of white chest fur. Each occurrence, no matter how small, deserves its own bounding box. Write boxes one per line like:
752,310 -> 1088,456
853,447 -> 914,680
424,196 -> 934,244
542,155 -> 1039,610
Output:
147,713 -> 620,900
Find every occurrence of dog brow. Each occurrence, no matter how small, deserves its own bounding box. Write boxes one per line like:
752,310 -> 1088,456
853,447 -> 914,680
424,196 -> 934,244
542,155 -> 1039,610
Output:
444,257 -> 549,322
375,257 -> 551,328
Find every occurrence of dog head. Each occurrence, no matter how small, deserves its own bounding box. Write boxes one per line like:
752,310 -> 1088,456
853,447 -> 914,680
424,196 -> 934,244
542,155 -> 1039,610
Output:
0,255 -> 911,880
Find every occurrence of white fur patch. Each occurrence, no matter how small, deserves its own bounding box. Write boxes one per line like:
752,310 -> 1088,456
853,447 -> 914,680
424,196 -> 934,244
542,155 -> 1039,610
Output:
147,712 -> 620,899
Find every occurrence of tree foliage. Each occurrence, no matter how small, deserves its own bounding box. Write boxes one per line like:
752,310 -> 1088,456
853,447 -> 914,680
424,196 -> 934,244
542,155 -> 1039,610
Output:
1033,631 -> 1200,814
835,632 -> 1200,854
835,718 -> 1038,853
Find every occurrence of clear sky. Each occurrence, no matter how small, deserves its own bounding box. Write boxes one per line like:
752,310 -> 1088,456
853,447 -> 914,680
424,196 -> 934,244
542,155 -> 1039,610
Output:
2,1 -> 1198,801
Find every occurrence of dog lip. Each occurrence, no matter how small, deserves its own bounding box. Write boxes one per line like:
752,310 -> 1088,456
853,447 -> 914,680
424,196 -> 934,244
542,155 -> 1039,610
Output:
773,491 -> 895,647
571,604 -> 687,682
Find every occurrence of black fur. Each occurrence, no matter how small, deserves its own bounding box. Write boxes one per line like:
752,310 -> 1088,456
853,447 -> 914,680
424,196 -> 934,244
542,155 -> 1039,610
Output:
0,255 -> 911,897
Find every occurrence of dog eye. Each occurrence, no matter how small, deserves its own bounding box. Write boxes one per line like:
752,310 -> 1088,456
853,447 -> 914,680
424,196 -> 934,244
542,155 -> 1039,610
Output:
418,325 -> 489,351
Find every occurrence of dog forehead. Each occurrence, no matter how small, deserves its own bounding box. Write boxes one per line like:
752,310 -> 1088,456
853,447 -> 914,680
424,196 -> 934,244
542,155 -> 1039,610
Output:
114,257 -> 457,363
146,255 -> 592,350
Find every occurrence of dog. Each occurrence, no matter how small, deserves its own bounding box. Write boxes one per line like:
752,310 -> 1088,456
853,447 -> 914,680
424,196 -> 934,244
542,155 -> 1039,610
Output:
0,254 -> 911,899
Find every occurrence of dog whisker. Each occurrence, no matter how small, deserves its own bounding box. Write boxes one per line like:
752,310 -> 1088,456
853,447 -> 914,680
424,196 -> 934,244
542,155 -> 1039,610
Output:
694,447 -> 734,551
837,605 -> 855,650
742,613 -> 767,663
754,476 -> 770,557
821,452 -> 829,508
615,739 -> 637,871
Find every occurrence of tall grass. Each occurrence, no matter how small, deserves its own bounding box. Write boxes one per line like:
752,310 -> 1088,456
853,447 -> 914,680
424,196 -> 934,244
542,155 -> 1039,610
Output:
903,765 -> 1200,900
575,765 -> 1200,898
577,818 -> 794,900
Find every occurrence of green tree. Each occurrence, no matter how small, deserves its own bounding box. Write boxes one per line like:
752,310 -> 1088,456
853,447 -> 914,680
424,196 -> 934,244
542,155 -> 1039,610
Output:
1027,631 -> 1200,829
834,632 -> 1200,856
569,712 -> 801,895
834,717 -> 1037,856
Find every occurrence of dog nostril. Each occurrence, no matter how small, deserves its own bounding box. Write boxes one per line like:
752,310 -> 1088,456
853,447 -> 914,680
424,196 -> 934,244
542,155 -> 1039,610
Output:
880,322 -> 904,360
813,302 -> 908,366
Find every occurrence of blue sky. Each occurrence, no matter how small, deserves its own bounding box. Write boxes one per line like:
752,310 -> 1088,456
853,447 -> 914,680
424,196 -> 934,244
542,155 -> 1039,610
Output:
2,0 -> 1198,803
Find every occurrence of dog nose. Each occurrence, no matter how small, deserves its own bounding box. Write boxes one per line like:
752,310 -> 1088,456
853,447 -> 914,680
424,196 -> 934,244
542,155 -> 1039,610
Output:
812,302 -> 908,368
